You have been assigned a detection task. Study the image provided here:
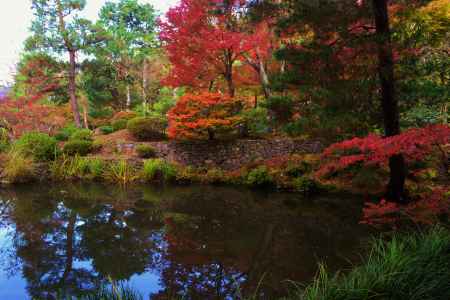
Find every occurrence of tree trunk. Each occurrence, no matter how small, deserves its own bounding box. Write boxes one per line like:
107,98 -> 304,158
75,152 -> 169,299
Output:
126,83 -> 131,110
56,0 -> 81,128
258,51 -> 271,99
142,58 -> 148,116
372,0 -> 407,203
225,50 -> 235,97
68,50 -> 82,128
83,104 -> 89,129
226,75 -> 235,98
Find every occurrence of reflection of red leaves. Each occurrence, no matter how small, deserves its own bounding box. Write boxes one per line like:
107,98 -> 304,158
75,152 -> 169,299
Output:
361,199 -> 400,227
318,125 -> 450,177
361,188 -> 450,228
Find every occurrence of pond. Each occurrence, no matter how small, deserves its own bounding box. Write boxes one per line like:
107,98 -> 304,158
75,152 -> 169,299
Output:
0,182 -> 370,299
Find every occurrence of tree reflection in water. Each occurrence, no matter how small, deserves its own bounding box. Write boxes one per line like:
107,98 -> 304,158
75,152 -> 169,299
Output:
0,183 -> 368,299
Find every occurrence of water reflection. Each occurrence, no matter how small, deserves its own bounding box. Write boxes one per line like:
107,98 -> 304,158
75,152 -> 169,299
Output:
0,183 -> 369,299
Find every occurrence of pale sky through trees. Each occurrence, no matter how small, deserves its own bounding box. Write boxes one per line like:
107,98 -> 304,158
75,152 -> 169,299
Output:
0,0 -> 179,85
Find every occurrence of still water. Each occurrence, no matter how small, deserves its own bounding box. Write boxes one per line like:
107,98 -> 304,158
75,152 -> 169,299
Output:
0,182 -> 369,299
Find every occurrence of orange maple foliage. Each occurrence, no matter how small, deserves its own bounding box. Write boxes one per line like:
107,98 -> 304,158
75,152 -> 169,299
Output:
167,92 -> 242,140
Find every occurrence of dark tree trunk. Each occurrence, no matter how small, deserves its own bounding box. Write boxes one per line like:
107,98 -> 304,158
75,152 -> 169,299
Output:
372,0 -> 407,203
56,0 -> 81,128
68,50 -> 82,128
207,128 -> 215,140
225,71 -> 235,98
224,50 -> 235,97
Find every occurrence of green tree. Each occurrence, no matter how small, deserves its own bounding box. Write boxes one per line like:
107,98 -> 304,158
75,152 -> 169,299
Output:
94,0 -> 159,110
26,0 -> 102,127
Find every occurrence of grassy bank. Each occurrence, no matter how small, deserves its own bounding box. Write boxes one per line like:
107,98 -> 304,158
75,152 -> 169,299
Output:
0,151 -> 325,194
280,227 -> 450,300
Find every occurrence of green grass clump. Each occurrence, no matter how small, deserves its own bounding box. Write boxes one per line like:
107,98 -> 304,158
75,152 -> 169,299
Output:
292,176 -> 318,194
104,160 -> 138,185
287,227 -> 450,300
63,140 -> 93,156
2,149 -> 36,183
14,132 -> 59,161
50,156 -> 105,180
142,159 -> 177,182
135,144 -> 157,158
246,166 -> 273,186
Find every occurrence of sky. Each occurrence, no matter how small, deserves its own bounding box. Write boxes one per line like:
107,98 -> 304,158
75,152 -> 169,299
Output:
0,0 -> 178,86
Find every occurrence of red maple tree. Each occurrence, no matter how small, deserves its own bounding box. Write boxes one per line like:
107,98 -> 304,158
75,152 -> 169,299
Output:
159,0 -> 271,97
167,92 -> 242,140
317,124 -> 450,177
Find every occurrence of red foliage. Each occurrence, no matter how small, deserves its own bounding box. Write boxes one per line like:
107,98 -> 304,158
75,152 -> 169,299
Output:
159,0 -> 271,93
0,97 -> 69,138
361,188 -> 450,227
318,125 -> 450,177
167,92 -> 242,140
17,54 -> 63,96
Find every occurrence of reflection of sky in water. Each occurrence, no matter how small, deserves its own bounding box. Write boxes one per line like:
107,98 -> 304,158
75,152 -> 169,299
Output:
0,227 -> 28,299
0,225 -> 163,299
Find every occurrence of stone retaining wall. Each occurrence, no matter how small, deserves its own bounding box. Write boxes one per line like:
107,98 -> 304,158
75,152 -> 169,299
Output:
116,139 -> 323,170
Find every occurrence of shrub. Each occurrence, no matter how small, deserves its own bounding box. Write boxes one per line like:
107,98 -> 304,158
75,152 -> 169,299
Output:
54,124 -> 78,141
104,160 -> 138,184
70,128 -> 93,141
2,150 -> 36,183
286,161 -> 313,178
167,92 -> 242,140
241,107 -> 270,137
14,132 -> 58,161
112,119 -> 128,131
283,119 -> 308,137
63,140 -> 93,156
292,176 -> 318,194
246,166 -> 273,186
294,227 -> 450,300
112,111 -> 137,121
142,159 -> 177,182
99,125 -> 114,135
263,95 -> 294,122
127,117 -> 166,141
135,144 -> 157,158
